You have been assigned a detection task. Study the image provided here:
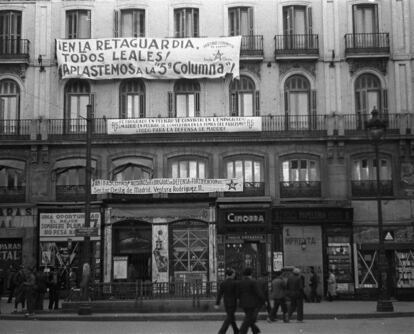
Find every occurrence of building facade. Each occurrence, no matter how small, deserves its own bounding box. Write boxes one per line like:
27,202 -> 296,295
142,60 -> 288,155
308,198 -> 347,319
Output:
1,0 -> 414,300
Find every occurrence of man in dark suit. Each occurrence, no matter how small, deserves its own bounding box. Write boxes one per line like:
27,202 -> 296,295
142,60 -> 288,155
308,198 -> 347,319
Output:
287,267 -> 305,322
237,268 -> 265,334
215,269 -> 239,334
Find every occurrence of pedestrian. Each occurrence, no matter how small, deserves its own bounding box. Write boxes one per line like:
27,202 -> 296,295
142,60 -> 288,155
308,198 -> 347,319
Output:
286,267 -> 305,322
237,267 -> 265,334
215,268 -> 239,334
35,269 -> 48,310
327,270 -> 337,301
23,266 -> 36,317
80,263 -> 91,301
13,265 -> 26,313
47,269 -> 61,310
0,268 -> 4,314
257,271 -> 271,321
6,265 -> 17,303
269,270 -> 288,322
309,266 -> 320,303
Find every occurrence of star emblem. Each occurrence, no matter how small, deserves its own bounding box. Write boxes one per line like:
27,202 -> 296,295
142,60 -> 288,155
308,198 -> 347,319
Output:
227,179 -> 238,190
213,50 -> 223,61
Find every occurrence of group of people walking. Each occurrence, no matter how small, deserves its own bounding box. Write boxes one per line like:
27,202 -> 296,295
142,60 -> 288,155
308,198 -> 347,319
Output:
215,266 -> 338,334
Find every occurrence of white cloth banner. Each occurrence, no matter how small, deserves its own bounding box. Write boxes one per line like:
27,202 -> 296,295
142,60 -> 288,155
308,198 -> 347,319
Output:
91,178 -> 243,194
108,117 -> 262,134
56,36 -> 241,80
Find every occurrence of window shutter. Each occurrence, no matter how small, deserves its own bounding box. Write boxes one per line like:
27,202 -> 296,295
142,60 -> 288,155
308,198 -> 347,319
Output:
120,95 -> 126,118
310,90 -> 317,129
255,91 -> 260,116
230,93 -> 238,116
284,91 -> 289,129
248,7 -> 254,35
139,94 -> 145,118
195,92 -> 200,116
382,89 -> 388,123
114,10 -> 119,37
168,92 -> 175,117
307,6 -> 313,35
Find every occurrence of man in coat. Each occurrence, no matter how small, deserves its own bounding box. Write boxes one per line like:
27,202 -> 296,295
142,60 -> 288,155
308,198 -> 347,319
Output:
286,267 -> 305,322
215,269 -> 239,334
269,270 -> 288,322
237,268 -> 265,334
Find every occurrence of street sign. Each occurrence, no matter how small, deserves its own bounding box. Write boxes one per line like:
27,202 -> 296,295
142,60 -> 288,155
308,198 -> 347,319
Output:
75,227 -> 99,237
383,230 -> 394,241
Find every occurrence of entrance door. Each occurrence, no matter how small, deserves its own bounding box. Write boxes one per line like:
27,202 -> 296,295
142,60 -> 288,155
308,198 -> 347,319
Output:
128,253 -> 151,281
225,241 -> 265,278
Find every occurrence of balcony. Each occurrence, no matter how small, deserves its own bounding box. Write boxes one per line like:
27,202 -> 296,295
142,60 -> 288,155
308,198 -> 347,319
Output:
56,185 -> 97,202
351,180 -> 393,197
0,186 -> 25,203
274,34 -> 319,60
0,38 -> 30,63
280,181 -> 321,198
224,182 -> 265,197
0,120 -> 31,138
345,33 -> 390,58
240,35 -> 263,61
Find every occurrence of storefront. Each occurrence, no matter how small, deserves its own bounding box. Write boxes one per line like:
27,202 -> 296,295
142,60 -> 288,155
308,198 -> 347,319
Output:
104,202 -> 215,284
38,209 -> 102,288
354,224 -> 414,300
216,198 -> 272,280
272,206 -> 354,298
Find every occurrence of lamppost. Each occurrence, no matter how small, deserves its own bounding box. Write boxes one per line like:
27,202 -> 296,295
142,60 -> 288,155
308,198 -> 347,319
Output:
365,107 -> 394,312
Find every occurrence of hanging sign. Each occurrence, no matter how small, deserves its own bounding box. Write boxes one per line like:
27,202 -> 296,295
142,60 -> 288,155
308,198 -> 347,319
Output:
91,178 -> 243,194
56,36 -> 241,80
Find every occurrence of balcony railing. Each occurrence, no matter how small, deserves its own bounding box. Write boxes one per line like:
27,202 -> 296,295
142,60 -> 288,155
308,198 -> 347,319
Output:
0,120 -> 31,136
351,180 -> 393,197
240,35 -> 263,57
0,186 -> 25,203
0,38 -> 30,59
345,33 -> 390,55
224,182 -> 265,197
274,34 -> 319,56
280,181 -> 321,198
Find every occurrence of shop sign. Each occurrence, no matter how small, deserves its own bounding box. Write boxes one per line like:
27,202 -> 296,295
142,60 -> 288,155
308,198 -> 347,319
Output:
0,238 -> 22,267
0,207 -> 34,228
75,227 -> 99,237
39,213 -> 101,240
273,208 -> 353,223
225,212 -> 266,224
113,256 -> 128,280
56,36 -> 241,80
383,230 -> 395,242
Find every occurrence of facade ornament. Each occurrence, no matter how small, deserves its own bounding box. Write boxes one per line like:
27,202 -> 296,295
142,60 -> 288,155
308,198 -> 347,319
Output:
347,58 -> 388,75
279,60 -> 316,77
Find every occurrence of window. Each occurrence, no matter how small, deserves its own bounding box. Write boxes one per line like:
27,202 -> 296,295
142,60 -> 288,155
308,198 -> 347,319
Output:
284,75 -> 316,130
171,159 -> 206,179
0,165 -> 24,188
283,5 -> 313,49
0,11 -> 22,54
120,79 -> 145,118
120,9 -> 145,37
229,76 -> 258,116
64,80 -> 91,132
113,164 -> 152,181
0,79 -> 20,134
355,73 -> 387,129
174,8 -> 198,37
228,7 -> 253,36
66,10 -> 91,39
56,166 -> 85,187
353,4 -> 378,34
226,158 -> 262,183
169,80 -> 200,117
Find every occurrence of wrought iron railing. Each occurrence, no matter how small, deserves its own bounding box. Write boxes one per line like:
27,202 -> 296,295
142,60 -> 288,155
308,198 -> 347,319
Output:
224,181 -> 265,197
345,33 -> 390,54
240,35 -> 263,56
351,180 -> 393,197
280,181 -> 321,198
0,186 -> 25,203
0,38 -> 30,57
0,119 -> 31,136
274,34 -> 319,55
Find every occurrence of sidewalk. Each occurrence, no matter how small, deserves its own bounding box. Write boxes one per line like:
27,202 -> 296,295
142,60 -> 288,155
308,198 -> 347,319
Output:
1,297 -> 413,321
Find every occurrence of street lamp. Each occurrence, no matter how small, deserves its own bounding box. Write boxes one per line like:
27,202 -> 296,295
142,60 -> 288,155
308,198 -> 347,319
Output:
365,107 -> 394,312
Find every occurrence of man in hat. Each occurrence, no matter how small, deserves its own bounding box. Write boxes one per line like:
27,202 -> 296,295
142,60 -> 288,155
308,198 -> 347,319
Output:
286,267 -> 305,322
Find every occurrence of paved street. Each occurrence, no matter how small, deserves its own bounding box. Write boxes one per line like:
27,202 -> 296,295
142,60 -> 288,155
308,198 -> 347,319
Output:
1,318 -> 414,334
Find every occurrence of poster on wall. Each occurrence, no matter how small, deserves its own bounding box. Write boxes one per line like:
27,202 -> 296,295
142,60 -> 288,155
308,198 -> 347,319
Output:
273,252 -> 283,272
113,256 -> 128,280
152,225 -> 169,283
0,238 -> 22,269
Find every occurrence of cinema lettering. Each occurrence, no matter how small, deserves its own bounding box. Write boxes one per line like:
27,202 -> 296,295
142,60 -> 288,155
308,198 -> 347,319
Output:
226,213 -> 265,224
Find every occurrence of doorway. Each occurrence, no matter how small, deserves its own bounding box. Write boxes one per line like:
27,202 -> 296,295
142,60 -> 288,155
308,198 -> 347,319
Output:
225,241 -> 266,278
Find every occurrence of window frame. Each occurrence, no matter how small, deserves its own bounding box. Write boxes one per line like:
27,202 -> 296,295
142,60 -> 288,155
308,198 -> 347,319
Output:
120,8 -> 145,38
229,75 -> 258,117
119,79 -> 146,118
169,157 -> 207,179
174,7 -> 199,38
228,6 -> 253,36
66,9 -> 91,39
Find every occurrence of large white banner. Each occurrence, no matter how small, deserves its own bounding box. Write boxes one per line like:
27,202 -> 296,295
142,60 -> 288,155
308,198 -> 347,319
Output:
56,36 -> 241,80
91,178 -> 243,194
108,117 -> 262,134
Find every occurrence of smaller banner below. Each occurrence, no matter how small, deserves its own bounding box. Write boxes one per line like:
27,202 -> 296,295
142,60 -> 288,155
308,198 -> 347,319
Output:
91,178 -> 243,194
108,117 -> 262,134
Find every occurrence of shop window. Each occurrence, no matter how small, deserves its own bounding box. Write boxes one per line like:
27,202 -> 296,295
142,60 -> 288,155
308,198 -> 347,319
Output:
356,249 -> 378,288
351,157 -> 392,197
174,8 -> 198,37
284,75 -> 316,130
229,76 -> 259,116
0,79 -> 20,134
119,79 -> 145,118
395,250 -> 414,288
0,10 -> 22,54
64,80 -> 92,133
280,158 -> 321,198
326,239 -> 353,294
225,157 -> 264,196
169,80 -> 200,118
0,164 -> 25,202
120,9 -> 145,37
66,9 -> 91,39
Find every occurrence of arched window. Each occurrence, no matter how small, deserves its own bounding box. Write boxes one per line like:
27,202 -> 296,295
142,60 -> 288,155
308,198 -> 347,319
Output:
168,80 -> 200,117
0,163 -> 25,202
229,75 -> 259,116
119,79 -> 145,118
64,80 -> 91,132
0,79 -> 20,134
113,163 -> 152,181
170,158 -> 206,178
355,73 -> 387,129
55,163 -> 96,201
284,74 -> 316,130
225,157 -> 264,196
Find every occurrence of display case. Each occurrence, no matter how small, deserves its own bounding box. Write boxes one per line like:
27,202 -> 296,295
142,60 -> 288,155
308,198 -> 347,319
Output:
327,242 -> 353,292
396,250 -> 414,288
